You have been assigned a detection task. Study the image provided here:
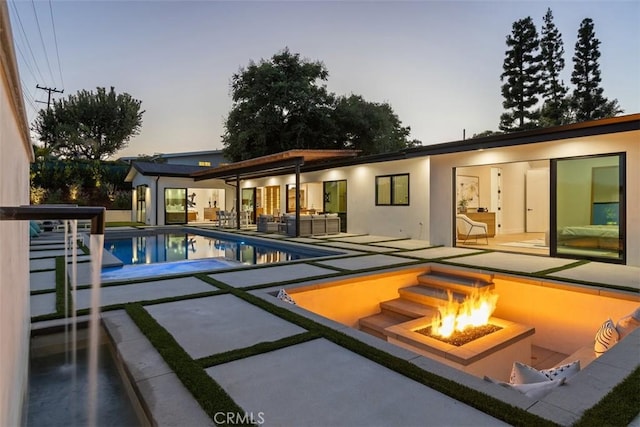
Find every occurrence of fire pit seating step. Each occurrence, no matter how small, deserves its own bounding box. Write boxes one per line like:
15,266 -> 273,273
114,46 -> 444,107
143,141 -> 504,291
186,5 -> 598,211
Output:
358,265 -> 535,380
359,265 -> 494,340
416,265 -> 494,295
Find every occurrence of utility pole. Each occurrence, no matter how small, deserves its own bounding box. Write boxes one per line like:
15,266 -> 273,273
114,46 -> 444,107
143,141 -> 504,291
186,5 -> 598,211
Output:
36,84 -> 63,110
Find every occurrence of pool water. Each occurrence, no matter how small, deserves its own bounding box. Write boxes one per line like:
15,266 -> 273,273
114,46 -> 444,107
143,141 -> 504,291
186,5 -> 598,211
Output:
105,232 -> 322,266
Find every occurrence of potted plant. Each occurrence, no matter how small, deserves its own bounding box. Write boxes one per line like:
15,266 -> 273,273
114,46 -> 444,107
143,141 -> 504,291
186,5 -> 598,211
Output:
458,198 -> 469,214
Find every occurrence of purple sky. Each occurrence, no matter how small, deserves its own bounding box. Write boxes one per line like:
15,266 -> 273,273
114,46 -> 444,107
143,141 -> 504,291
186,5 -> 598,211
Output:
9,0 -> 640,159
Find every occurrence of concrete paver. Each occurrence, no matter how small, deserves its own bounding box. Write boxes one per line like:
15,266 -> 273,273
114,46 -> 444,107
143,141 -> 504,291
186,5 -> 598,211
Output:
210,263 -> 337,288
448,251 -> 577,273
146,294 -> 306,359
30,258 -> 55,271
75,276 -> 216,309
207,338 -> 508,426
315,254 -> 416,270
399,246 -> 485,259
30,270 -> 56,291
136,373 -> 215,427
549,262 -> 640,291
332,234 -> 405,244
370,239 -> 432,250
30,293 -> 56,317
316,241 -> 397,252
30,248 -> 84,258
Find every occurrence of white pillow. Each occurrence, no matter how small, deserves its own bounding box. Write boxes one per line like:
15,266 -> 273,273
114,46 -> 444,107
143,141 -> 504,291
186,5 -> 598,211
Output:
276,289 -> 296,305
594,318 -> 619,356
540,360 -> 580,381
508,378 -> 566,399
510,361 -> 549,384
484,376 -> 566,400
616,307 -> 640,339
510,360 -> 580,384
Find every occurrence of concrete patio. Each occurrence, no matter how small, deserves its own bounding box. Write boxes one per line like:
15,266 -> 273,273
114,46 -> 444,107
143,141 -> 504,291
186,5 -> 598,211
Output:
28,228 -> 640,426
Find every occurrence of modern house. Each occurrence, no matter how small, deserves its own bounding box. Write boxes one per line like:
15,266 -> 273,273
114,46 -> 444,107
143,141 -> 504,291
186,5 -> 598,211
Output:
128,114 -> 639,267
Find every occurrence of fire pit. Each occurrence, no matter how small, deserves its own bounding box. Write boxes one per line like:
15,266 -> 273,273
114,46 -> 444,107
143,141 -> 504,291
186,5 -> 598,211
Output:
415,324 -> 502,347
385,289 -> 534,381
386,316 -> 534,380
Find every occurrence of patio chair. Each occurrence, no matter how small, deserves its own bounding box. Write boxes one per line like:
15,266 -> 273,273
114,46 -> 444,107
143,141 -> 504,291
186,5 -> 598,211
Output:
456,214 -> 489,244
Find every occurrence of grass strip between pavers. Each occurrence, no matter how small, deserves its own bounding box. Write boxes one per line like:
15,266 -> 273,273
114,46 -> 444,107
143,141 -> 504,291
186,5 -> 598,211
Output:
197,331 -> 320,368
125,303 -> 253,427
198,275 -> 558,427
55,256 -> 71,316
573,366 -> 640,427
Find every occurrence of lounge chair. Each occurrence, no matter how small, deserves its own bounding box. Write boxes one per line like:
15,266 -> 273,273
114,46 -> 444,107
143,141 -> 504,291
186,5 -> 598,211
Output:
456,214 -> 489,244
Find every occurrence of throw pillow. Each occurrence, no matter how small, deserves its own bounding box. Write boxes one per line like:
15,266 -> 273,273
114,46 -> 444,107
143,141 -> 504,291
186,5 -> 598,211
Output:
510,360 -> 580,384
276,289 -> 296,305
510,361 -> 550,384
616,307 -> 640,339
540,360 -> 580,381
508,378 -> 566,400
484,376 -> 566,400
594,318 -> 619,356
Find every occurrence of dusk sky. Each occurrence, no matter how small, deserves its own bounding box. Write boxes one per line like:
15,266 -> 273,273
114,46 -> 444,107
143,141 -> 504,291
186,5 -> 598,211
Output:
9,0 -> 640,159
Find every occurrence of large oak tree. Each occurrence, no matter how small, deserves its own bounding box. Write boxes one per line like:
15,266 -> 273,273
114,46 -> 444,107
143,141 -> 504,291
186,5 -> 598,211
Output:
222,48 -> 418,161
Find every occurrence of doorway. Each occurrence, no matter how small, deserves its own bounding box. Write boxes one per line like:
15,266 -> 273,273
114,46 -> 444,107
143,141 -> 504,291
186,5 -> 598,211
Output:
324,180 -> 347,232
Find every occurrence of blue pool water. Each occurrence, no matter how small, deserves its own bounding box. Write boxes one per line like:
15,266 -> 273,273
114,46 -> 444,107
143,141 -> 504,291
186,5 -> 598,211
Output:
102,231 -> 335,280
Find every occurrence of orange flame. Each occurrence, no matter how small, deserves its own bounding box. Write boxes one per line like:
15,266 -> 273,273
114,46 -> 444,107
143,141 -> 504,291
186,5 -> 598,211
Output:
430,288 -> 499,338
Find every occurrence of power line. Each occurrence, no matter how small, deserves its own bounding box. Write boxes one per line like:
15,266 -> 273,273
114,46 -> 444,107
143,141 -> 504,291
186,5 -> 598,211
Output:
48,0 -> 64,88
30,0 -> 56,87
8,1 -> 47,84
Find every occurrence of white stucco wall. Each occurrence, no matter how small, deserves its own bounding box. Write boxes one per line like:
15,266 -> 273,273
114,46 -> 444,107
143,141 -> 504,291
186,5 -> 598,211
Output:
243,157 -> 431,239
131,174 -> 233,225
430,130 -> 640,266
0,5 -> 33,423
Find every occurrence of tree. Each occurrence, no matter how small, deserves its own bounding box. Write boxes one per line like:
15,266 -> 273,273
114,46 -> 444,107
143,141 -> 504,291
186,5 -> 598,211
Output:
539,8 -> 569,127
222,48 -> 418,161
570,18 -> 622,121
33,87 -> 144,160
222,48 -> 336,162
331,95 -> 418,154
499,17 -> 543,132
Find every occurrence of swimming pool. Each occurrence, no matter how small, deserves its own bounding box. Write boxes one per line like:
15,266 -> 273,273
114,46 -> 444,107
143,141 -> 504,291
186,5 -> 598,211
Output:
101,229 -> 338,280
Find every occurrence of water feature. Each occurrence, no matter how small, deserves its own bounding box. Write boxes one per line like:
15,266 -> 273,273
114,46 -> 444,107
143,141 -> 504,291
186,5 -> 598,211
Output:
0,206 -> 111,426
27,331 -> 142,426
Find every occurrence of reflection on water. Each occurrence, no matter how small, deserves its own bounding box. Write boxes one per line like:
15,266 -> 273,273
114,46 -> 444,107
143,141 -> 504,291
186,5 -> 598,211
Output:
27,344 -> 140,427
104,233 -> 309,266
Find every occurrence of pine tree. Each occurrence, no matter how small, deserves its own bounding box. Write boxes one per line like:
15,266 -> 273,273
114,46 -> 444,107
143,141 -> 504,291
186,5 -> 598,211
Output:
539,8 -> 569,127
500,17 -> 543,132
570,18 -> 622,121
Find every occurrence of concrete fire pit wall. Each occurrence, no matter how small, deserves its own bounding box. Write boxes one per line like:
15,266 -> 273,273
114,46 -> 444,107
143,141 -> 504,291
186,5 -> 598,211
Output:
491,276 -> 639,355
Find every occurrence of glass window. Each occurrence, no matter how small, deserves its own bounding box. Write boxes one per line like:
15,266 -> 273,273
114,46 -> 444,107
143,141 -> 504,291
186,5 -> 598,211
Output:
552,153 -> 624,263
198,161 -> 211,167
165,188 -> 187,224
376,174 -> 409,206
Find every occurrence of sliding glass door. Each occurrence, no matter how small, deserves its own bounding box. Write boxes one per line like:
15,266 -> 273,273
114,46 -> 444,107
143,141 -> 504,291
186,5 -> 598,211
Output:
551,153 -> 625,263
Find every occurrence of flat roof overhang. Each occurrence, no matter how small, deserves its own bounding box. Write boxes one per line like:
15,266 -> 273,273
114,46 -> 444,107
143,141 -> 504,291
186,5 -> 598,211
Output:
191,149 -> 359,181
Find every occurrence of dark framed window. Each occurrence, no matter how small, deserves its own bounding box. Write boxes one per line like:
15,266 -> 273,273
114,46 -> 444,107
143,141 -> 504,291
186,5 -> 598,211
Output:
376,174 -> 409,206
551,152 -> 625,264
